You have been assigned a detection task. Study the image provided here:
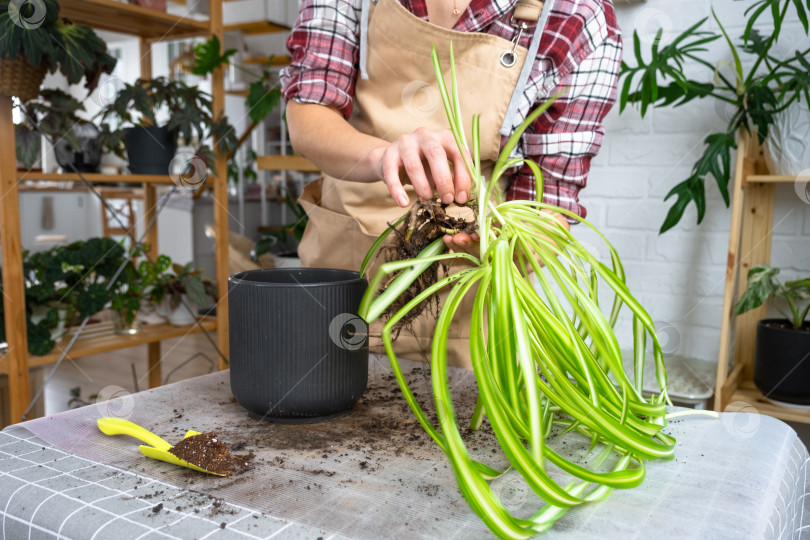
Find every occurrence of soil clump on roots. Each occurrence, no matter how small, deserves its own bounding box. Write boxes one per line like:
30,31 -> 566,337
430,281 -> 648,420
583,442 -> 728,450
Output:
378,199 -> 477,334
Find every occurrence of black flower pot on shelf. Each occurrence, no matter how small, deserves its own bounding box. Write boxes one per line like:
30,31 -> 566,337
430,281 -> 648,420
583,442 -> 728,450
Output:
54,123 -> 102,173
124,126 -> 176,175
228,268 -> 369,423
753,319 -> 810,405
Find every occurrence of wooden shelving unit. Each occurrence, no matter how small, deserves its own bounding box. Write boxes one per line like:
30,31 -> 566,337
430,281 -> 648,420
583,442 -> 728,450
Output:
0,319 -> 216,390
224,20 -> 289,35
0,0 -> 230,424
256,155 -> 319,173
243,55 -> 292,67
714,130 -> 810,424
60,0 -> 210,40
16,172 -> 179,184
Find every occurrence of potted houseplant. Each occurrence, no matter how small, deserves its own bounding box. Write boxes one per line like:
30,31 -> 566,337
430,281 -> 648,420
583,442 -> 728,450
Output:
17,89 -> 102,173
97,77 -> 237,177
618,1 -> 810,232
0,0 -> 116,100
734,264 -> 810,405
140,255 -> 216,326
15,121 -> 41,170
0,237 -> 128,356
109,258 -> 144,335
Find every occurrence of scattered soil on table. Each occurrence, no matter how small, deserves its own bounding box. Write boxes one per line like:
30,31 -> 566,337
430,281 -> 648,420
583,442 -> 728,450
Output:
202,364 -> 496,480
169,431 -> 255,477
375,199 -> 477,334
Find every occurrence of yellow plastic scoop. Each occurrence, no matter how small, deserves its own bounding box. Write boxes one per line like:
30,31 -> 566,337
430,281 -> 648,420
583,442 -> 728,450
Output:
97,417 -> 226,476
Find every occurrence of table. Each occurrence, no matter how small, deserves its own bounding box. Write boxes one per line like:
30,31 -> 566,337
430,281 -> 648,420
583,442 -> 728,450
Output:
2,356 -> 808,539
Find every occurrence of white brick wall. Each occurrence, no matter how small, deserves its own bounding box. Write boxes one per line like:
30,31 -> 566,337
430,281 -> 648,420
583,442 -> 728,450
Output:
575,0 -> 810,364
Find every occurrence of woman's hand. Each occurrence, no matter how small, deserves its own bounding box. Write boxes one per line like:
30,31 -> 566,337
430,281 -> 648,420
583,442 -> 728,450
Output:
375,128 -> 472,208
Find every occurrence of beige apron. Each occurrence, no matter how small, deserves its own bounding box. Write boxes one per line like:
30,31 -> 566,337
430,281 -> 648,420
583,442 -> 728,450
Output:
298,0 -> 544,367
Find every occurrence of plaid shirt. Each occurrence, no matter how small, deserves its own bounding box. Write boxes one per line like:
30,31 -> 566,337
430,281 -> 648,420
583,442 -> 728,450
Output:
281,0 -> 622,219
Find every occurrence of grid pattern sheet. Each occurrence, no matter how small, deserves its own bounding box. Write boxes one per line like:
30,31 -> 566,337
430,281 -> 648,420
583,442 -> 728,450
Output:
3,357 -> 810,540
0,426 -> 332,540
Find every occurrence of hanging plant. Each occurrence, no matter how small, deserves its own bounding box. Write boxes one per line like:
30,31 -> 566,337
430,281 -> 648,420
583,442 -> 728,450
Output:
358,46 -> 676,538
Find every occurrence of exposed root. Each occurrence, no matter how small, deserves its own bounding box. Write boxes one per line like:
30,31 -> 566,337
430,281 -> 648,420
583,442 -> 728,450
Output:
377,199 -> 478,336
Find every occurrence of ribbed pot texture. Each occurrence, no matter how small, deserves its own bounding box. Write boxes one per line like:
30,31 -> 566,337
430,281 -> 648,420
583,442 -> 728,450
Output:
124,126 -> 176,175
753,319 -> 810,405
229,268 -> 369,422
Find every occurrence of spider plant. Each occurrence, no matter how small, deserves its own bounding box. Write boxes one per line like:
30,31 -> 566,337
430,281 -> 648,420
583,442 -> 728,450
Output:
358,45 -> 676,538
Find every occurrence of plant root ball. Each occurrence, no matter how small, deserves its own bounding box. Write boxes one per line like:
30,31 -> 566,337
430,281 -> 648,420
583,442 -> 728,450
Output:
377,199 -> 478,336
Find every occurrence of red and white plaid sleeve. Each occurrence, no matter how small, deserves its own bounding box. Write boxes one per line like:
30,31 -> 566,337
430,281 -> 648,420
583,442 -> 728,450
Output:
506,2 -> 622,220
281,0 -> 363,119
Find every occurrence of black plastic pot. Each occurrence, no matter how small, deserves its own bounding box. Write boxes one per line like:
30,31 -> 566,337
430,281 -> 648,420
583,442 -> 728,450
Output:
124,126 -> 177,175
228,268 -> 369,422
753,319 -> 810,405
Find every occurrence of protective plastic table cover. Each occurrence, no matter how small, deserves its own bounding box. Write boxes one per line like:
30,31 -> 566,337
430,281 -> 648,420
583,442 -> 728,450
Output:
13,355 -> 810,539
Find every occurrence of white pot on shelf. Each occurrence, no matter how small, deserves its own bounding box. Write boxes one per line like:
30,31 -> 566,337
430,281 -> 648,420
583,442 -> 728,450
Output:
155,295 -> 199,326
763,100 -> 810,176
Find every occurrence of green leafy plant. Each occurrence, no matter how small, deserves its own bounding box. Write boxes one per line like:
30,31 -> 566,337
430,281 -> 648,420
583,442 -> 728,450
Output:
0,238 -> 136,355
192,37 -> 282,156
0,0 -> 116,91
734,264 -> 810,329
358,46 -> 677,537
619,0 -> 810,233
140,255 -> 215,310
253,194 -> 308,259
109,250 -> 145,325
96,77 -> 238,174
227,148 -> 258,185
15,89 -> 95,169
15,121 -> 40,169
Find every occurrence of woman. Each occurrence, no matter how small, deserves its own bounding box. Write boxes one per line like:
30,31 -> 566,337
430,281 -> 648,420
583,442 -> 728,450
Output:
281,0 -> 621,367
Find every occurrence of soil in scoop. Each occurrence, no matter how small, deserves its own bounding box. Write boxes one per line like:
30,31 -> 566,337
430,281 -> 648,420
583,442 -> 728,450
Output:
169,431 -> 254,476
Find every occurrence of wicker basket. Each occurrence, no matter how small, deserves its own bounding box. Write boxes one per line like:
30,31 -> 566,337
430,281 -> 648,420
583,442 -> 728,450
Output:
0,56 -> 46,101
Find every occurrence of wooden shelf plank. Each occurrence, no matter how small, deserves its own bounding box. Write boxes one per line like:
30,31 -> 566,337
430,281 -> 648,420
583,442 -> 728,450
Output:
256,155 -> 319,173
225,89 -> 250,97
242,55 -> 292,67
728,383 -> 810,424
60,0 -> 209,39
16,172 -> 177,185
748,174 -> 810,184
0,319 -> 217,374
224,20 -> 289,35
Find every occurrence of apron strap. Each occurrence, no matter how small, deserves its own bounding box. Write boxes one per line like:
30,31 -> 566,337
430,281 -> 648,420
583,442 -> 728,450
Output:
513,0 -> 544,22
499,0 -> 555,137
359,0 -> 373,80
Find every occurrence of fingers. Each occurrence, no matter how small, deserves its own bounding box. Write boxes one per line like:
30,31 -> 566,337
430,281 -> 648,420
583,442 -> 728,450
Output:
437,130 -> 472,204
443,232 -> 480,255
381,148 -> 410,207
380,128 -> 471,207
